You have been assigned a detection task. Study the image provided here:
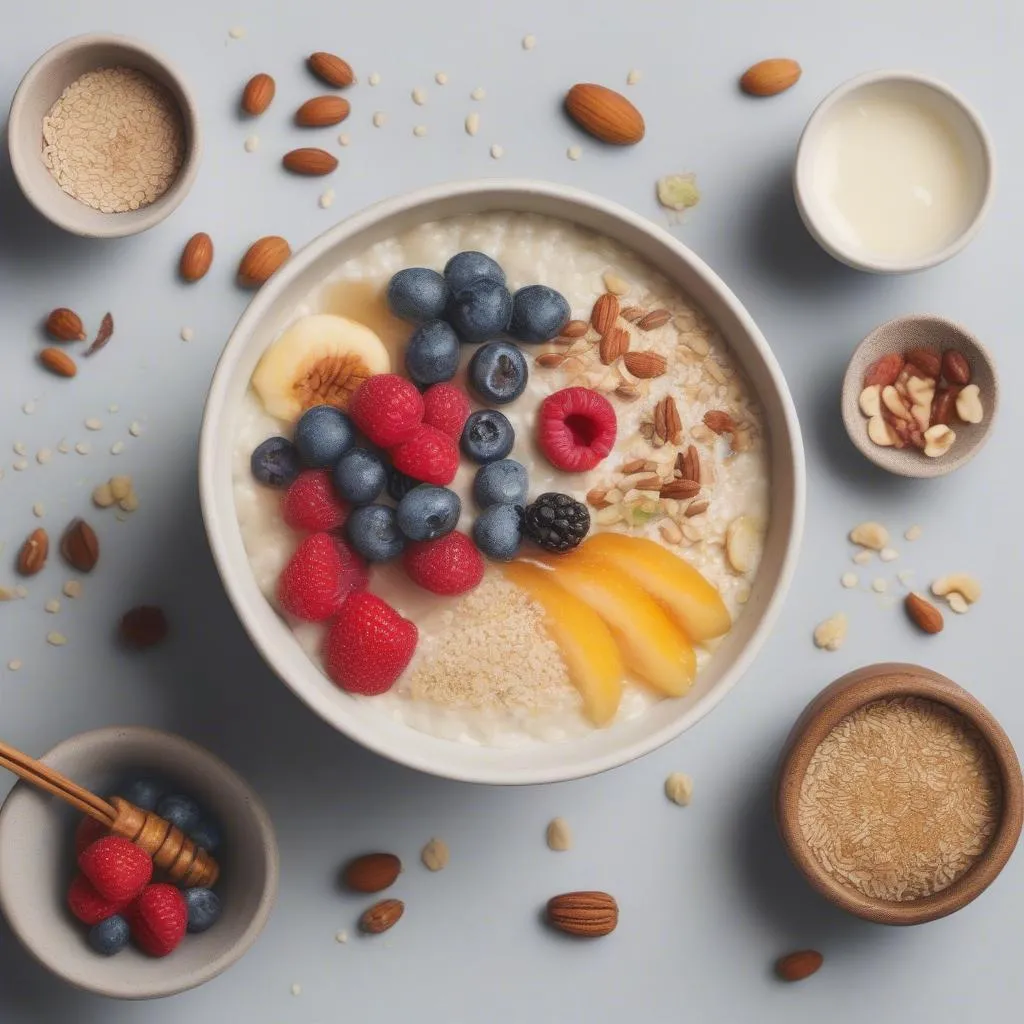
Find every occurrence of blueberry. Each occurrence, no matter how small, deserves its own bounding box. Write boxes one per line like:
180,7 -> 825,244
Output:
332,448 -> 386,505
461,410 -> 515,464
473,459 -> 528,508
386,267 -> 449,322
346,504 -> 405,561
387,467 -> 421,502
447,279 -> 513,344
508,285 -> 571,343
443,250 -> 506,293
472,504 -> 524,561
468,341 -> 528,405
250,436 -> 301,488
119,778 -> 163,811
88,914 -> 130,956
294,405 -> 355,468
397,485 -> 462,541
405,319 -> 461,386
184,888 -> 223,934
190,819 -> 222,853
156,794 -> 201,834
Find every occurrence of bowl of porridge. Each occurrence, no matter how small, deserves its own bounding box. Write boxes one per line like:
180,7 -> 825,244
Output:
199,180 -> 805,784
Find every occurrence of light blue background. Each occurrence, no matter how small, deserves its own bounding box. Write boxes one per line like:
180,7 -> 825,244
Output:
1,1 -> 1020,1020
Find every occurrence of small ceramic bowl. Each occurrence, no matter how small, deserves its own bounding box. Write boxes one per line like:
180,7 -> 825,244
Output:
0,727 -> 278,999
7,34 -> 201,238
794,71 -> 994,273
776,663 -> 1023,926
841,314 -> 997,478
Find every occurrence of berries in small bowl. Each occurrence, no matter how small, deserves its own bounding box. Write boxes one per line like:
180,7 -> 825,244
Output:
537,387 -> 617,472
468,341 -> 528,405
461,410 -> 515,464
508,285 -> 571,343
447,278 -> 513,344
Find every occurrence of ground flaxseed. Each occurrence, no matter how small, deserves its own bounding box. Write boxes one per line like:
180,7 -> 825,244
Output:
43,67 -> 185,214
799,696 -> 1001,902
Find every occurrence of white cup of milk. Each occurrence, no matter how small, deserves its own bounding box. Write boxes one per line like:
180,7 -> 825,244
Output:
794,71 -> 994,273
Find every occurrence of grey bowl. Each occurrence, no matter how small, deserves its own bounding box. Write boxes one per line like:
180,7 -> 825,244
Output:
7,34 -> 202,238
0,727 -> 278,999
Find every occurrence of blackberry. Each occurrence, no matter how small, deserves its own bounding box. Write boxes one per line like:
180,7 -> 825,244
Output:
522,493 -> 590,553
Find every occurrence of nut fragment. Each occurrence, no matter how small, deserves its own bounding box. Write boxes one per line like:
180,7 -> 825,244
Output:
864,353 -> 903,387
586,487 -> 611,509
881,385 -> 911,420
941,349 -> 971,386
561,319 -> 590,339
678,445 -> 700,485
703,410 -> 736,435
17,528 -> 48,576
955,383 -> 984,424
906,346 -> 941,379
660,479 -> 700,500
867,416 -> 896,446
546,817 -> 572,852
590,293 -> 620,335
546,891 -> 618,937
45,308 -> 86,342
60,518 -> 99,573
620,306 -> 646,322
622,351 -> 667,379
359,898 -> 404,934
119,606 -> 169,648
420,838 -> 449,872
932,573 -> 982,604
776,950 -> 824,982
684,499 -> 709,518
725,516 -> 758,573
602,271 -> 631,295
664,772 -> 693,806
923,423 -> 956,458
653,396 -> 682,445
905,592 -> 943,634
858,385 -> 881,419
849,522 -> 888,551
813,613 -> 848,652
110,475 -> 133,501
930,387 -> 958,427
599,326 -> 630,364
535,352 -> 567,368
342,852 -> 402,893
947,592 -> 970,615
636,309 -> 671,331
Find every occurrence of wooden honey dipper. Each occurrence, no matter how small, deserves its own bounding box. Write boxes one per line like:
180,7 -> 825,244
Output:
0,738 -> 219,887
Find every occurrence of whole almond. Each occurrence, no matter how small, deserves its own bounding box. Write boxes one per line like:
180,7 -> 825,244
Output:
60,518 -> 99,573
535,352 -> 567,368
359,898 -> 404,934
679,444 -> 701,485
622,350 -> 667,379
17,528 -> 49,576
241,73 -> 276,116
654,396 -> 682,444
308,52 -> 355,88
905,346 -> 941,379
775,949 -> 823,982
590,293 -> 620,335
637,309 -> 671,331
282,147 -> 339,175
39,347 -> 77,378
120,606 -> 169,648
238,236 -> 291,288
661,479 -> 701,500
565,84 -> 645,145
296,95 -> 351,127
599,326 -> 630,365
703,410 -> 737,435
45,307 -> 86,342
941,349 -> 971,386
546,891 -> 618,937
740,58 -> 802,97
620,306 -> 646,323
560,319 -> 590,339
179,232 -> 214,282
905,592 -> 944,635
343,852 -> 402,893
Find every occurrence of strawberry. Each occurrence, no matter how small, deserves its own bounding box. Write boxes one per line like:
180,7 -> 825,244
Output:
282,469 -> 350,533
74,815 -> 110,856
277,533 -> 368,622
349,374 -> 424,447
422,383 -> 471,441
323,592 -> 418,695
78,836 -> 152,903
128,883 -> 187,957
403,532 -> 484,596
537,387 -> 617,473
67,872 -> 128,926
390,425 -> 459,485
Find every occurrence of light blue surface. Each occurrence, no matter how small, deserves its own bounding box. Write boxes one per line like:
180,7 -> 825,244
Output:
1,1 -> 1021,1020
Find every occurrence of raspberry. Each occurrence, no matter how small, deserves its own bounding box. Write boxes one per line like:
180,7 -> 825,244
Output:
349,374 -> 424,447
390,425 -> 459,485
67,873 -> 128,926
74,815 -> 109,856
78,836 -> 153,903
277,533 -> 368,622
323,592 -> 418,695
282,470 -> 350,532
537,387 -> 617,473
127,883 -> 188,958
403,532 -> 484,596
422,383 -> 471,440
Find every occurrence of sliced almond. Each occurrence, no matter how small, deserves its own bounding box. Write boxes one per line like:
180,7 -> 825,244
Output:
636,309 -> 671,331
622,351 -> 667,379
725,516 -> 758,573
599,326 -> 630,364
590,293 -> 620,335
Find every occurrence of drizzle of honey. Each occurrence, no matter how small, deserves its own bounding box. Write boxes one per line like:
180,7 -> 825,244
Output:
322,279 -> 412,363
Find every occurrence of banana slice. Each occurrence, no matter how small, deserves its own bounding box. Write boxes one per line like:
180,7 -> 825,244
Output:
252,314 -> 390,423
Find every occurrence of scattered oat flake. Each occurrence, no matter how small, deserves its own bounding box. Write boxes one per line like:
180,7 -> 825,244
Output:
180,326 -> 194,342
110,441 -> 126,455
243,135 -> 259,153
338,133 -> 350,146
57,440 -> 70,454
657,173 -> 700,212
7,660 -> 22,672
32,503 -> 45,518
813,613 -> 848,652
435,71 -> 448,85
522,34 -> 537,50
335,930 -> 349,943
372,111 -> 387,128
63,580 -> 82,599
14,585 -> 27,599
36,449 -> 52,465
465,112 -> 480,136
290,983 -> 301,997
45,599 -> 61,614
421,837 -> 450,872
546,817 -> 572,851
471,86 -> 486,101
368,72 -> 381,86
852,550 -> 873,566
880,547 -> 899,562
567,145 -> 582,161
13,442 -> 26,456
412,87 -> 427,105
841,572 -> 858,589
490,143 -> 504,159
664,772 -> 694,806
602,271 -> 630,295
905,525 -> 923,542
626,69 -> 642,85
85,417 -> 103,431
228,26 -> 246,39
947,593 -> 970,614
319,188 -> 335,209
413,124 -> 428,138
897,569 -> 915,587
108,404 -> 119,413
872,578 -> 888,594
75,442 -> 90,455
22,401 -> 36,415
47,632 -> 68,647
13,459 -> 28,472
129,421 -> 143,437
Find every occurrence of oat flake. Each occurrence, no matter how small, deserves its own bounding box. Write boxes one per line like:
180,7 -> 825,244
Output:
228,25 -> 246,39
13,459 -> 28,472
412,87 -> 427,105
32,503 -> 45,518
872,578 -> 888,594
372,111 -> 387,128
290,983 -> 301,997
22,401 -> 36,415
435,72 -> 448,85
57,440 -> 70,454
13,442 -> 26,456
7,659 -> 23,672
36,449 -> 52,465
42,67 -> 185,214
413,124 -> 428,138
129,421 -> 143,437
85,417 -> 103,431
335,930 -> 349,943
45,599 -> 60,614
905,524 -> 923,541
337,133 -> 351,147
465,113 -> 480,136
489,144 -> 504,160
368,72 -> 381,86
522,34 -> 537,49
63,580 -> 82,599
664,772 -> 694,806
471,87 -> 486,101
46,632 -> 68,647
567,145 -> 582,161
626,69 -> 642,85
180,326 -> 194,343
244,135 -> 260,153
319,188 -> 335,209
421,837 -> 450,872
841,572 -> 858,589
111,441 -> 126,455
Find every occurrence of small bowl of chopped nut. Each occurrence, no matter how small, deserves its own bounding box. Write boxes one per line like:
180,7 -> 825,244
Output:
8,33 -> 201,238
841,314 -> 998,478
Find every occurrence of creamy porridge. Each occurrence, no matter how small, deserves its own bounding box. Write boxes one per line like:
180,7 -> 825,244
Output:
232,212 -> 770,747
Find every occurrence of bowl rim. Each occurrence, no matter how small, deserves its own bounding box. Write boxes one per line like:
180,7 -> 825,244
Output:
775,662 -> 1023,925
0,726 -> 279,999
793,69 -> 996,274
198,177 -> 806,785
7,32 -> 202,239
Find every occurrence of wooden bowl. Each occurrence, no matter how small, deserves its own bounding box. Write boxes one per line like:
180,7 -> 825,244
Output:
775,663 -> 1023,925
841,315 -> 998,478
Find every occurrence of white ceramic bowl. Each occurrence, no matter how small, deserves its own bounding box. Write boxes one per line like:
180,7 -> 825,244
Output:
0,727 -> 278,999
794,71 -> 994,273
8,33 -> 201,238
199,180 -> 806,785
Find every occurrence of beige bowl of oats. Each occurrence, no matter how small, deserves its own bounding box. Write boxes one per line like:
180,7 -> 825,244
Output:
8,33 -> 201,238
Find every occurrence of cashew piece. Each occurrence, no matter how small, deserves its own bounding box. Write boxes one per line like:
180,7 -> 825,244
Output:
850,521 -> 889,550
956,383 -> 984,424
932,573 -> 982,604
882,385 -> 911,420
859,385 -> 882,419
867,415 -> 896,446
813,613 -> 848,652
923,423 -> 956,458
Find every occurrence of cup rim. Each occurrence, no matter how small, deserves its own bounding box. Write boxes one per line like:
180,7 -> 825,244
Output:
793,69 -> 996,274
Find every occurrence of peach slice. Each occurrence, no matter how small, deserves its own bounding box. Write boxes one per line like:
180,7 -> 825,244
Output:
533,551 -> 696,697
502,561 -> 623,726
582,534 -> 731,641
